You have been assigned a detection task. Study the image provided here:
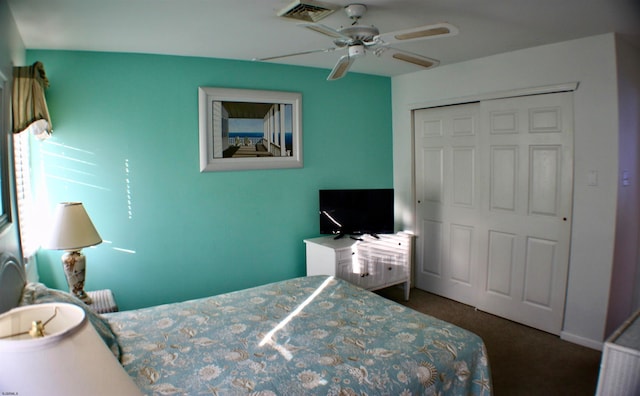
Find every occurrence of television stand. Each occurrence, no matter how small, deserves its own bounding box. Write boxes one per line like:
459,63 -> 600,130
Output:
304,232 -> 414,300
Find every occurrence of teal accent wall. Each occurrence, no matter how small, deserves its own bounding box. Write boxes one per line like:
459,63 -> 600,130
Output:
30,50 -> 392,310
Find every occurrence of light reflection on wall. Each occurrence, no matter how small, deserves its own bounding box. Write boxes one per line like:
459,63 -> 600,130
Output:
39,140 -> 136,255
395,198 -> 415,232
101,240 -> 136,255
41,141 -> 109,191
125,159 -> 132,219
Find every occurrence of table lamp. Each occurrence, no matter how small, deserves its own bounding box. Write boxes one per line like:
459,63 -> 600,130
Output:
0,302 -> 142,395
42,202 -> 102,304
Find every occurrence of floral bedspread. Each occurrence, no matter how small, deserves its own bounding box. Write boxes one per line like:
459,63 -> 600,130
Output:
106,276 -> 491,395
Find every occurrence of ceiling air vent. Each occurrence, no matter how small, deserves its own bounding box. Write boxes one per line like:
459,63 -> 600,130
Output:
277,0 -> 338,22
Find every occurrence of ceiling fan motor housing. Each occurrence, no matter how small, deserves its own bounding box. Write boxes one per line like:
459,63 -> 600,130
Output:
334,25 -> 380,47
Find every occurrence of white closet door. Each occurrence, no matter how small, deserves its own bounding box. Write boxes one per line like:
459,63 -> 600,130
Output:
414,103 -> 483,306
476,92 -> 573,334
414,92 -> 573,334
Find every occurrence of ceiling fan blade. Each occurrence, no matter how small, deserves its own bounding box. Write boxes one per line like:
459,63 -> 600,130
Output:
254,47 -> 337,61
327,54 -> 355,81
375,23 -> 459,45
298,23 -> 353,41
382,47 -> 440,69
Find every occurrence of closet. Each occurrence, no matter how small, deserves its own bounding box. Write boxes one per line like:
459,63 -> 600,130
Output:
414,92 -> 573,334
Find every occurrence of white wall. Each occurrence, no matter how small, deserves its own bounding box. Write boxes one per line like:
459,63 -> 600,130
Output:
392,33 -> 622,348
606,36 -> 640,336
0,1 -> 25,78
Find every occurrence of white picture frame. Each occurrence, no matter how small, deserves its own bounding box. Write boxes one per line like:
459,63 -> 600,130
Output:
198,87 -> 303,172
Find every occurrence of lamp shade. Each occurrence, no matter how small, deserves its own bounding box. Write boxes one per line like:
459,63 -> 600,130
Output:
0,302 -> 142,395
42,202 -> 102,250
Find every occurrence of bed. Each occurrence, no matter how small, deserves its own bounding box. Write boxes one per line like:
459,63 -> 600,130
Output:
1,255 -> 492,395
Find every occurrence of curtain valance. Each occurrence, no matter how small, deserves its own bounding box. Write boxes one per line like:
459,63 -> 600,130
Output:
12,61 -> 52,139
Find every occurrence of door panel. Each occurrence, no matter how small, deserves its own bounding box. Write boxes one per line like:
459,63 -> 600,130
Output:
422,219 -> 443,276
452,147 -> 475,207
529,145 -> 561,216
486,231 -> 515,297
450,224 -> 473,284
422,147 -> 444,203
415,103 -> 481,305
490,146 -> 518,212
523,237 -> 557,308
477,92 -> 573,334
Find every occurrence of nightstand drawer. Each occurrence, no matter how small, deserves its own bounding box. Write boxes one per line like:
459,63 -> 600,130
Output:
87,289 -> 118,313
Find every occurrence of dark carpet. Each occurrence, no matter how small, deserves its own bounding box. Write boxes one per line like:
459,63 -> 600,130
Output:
376,286 -> 602,396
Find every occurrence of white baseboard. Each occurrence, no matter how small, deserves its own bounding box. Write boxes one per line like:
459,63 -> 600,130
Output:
561,331 -> 603,351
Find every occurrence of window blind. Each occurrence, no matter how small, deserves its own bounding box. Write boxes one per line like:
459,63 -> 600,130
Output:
14,131 -> 37,258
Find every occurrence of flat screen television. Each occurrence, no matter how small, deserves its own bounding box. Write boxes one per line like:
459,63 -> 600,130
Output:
319,188 -> 394,238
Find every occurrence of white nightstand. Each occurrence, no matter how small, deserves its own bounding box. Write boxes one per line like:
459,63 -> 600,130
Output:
86,289 -> 118,313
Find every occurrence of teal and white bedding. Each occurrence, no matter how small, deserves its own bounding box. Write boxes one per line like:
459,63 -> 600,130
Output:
105,276 -> 492,395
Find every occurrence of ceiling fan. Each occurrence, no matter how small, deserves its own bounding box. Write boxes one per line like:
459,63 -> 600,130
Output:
257,3 -> 459,80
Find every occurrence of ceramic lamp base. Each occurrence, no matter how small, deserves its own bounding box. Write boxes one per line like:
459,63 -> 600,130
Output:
61,250 -> 92,304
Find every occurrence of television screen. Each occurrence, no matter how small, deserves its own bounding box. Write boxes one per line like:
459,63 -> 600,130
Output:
319,189 -> 394,237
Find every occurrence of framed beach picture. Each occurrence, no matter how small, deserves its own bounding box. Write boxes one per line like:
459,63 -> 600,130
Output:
198,87 -> 302,172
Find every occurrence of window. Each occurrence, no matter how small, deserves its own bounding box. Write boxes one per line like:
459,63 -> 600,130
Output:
0,72 -> 11,231
14,130 -> 37,257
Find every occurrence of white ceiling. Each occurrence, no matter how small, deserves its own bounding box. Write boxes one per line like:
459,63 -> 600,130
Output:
7,0 -> 640,78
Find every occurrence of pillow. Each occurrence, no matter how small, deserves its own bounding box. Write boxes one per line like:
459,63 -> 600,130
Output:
19,282 -> 121,360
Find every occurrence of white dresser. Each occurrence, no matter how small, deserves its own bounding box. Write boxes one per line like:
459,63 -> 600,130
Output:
304,232 -> 413,300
